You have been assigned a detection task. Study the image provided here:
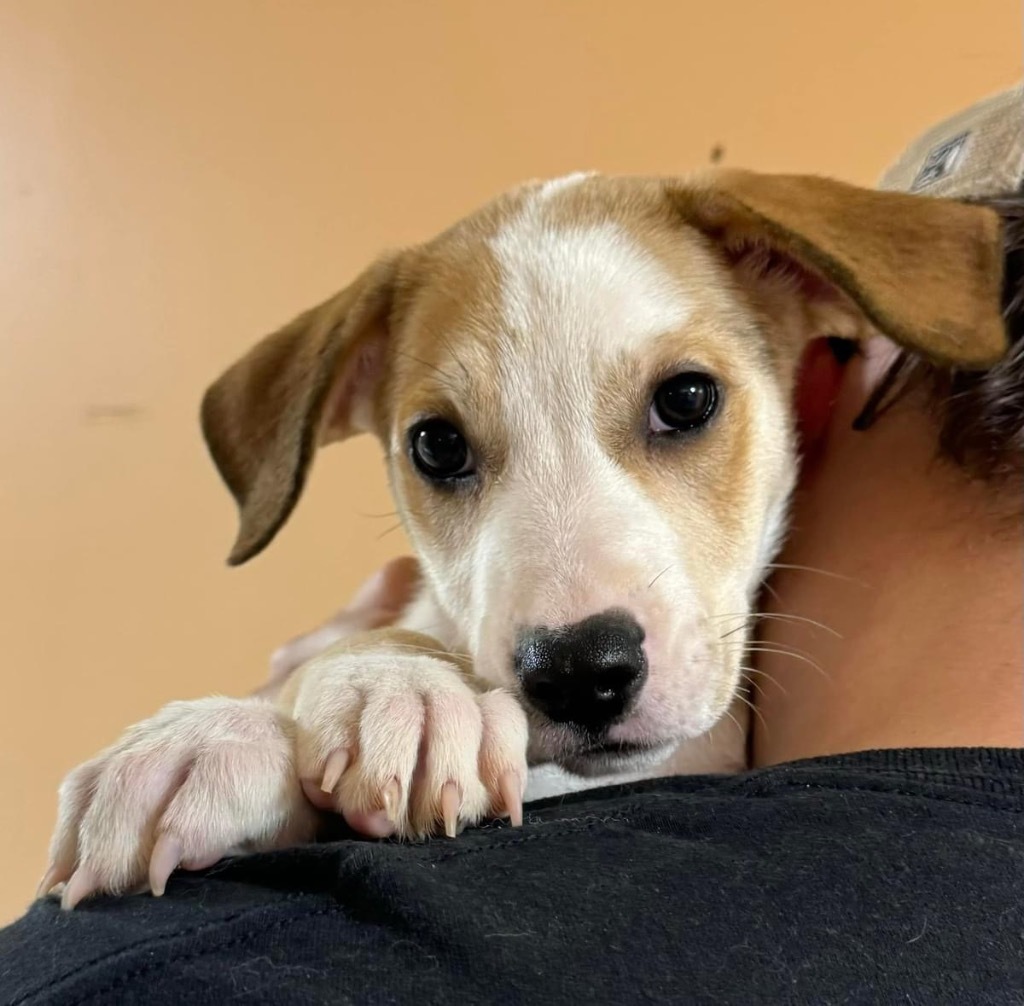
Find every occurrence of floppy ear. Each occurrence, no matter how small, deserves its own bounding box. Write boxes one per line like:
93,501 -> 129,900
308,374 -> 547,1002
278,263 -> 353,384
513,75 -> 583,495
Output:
201,256 -> 400,566
669,169 -> 1008,368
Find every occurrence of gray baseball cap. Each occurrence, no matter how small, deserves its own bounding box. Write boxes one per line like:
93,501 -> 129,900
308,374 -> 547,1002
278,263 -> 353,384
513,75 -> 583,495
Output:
878,82 -> 1023,198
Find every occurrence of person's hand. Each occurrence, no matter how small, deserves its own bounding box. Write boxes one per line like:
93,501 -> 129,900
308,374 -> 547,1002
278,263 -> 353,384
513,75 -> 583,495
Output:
255,557 -> 422,698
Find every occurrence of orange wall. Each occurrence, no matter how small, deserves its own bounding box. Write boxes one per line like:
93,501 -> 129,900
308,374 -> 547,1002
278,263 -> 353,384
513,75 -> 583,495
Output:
1,0 -> 1019,922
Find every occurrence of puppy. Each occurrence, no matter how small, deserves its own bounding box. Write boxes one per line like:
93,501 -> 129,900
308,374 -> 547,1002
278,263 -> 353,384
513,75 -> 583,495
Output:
42,169 -> 1007,909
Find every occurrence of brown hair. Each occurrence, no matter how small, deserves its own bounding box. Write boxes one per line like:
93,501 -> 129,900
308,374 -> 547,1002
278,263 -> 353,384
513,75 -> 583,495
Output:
855,192 -> 1024,486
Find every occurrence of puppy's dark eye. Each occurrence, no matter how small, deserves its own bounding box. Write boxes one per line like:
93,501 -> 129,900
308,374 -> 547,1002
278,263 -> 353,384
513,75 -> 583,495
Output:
649,372 -> 719,434
409,419 -> 475,481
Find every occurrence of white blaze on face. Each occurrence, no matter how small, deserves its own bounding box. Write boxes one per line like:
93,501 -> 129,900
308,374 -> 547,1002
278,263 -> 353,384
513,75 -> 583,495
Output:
489,200 -> 691,361
459,189 -> 706,693
486,190 -> 693,450
390,178 -> 802,759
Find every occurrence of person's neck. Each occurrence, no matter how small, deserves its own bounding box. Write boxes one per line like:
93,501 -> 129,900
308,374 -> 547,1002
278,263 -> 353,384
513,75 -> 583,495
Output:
752,337 -> 1023,766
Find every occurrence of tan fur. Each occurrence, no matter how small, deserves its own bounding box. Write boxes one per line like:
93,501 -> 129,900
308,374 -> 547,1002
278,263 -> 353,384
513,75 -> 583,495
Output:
200,255 -> 400,565
202,171 -> 1005,568
46,170 -> 1009,903
673,169 -> 1007,367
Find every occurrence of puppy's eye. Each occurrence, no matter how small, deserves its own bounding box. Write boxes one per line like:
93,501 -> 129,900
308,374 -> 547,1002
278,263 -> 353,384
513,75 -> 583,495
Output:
409,419 -> 475,481
649,372 -> 719,434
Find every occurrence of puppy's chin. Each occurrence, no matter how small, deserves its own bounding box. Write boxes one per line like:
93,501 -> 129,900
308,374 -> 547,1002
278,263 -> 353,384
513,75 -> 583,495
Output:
527,717 -> 677,779
559,740 -> 677,779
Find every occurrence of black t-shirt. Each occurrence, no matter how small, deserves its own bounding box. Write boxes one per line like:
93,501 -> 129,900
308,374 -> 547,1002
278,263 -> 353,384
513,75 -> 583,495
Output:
3,749 -> 1023,1005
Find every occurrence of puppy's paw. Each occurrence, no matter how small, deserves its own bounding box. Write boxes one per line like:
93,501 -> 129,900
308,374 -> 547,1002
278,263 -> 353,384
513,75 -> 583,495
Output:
292,649 -> 528,840
41,697 -> 316,909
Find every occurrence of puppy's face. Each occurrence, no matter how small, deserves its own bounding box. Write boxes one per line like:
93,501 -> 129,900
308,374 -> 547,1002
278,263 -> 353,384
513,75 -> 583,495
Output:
381,175 -> 798,773
203,169 -> 1006,778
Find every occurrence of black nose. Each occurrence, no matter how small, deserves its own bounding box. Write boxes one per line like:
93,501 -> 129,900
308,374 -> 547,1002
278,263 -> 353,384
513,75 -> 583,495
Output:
513,610 -> 647,732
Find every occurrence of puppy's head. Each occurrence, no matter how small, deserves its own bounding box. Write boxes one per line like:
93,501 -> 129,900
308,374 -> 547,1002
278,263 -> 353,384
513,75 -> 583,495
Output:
202,170 -> 1006,774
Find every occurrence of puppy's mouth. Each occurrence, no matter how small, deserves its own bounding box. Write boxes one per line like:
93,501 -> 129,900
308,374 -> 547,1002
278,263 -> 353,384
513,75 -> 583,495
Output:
508,611 -> 732,778
527,715 -> 675,777
580,739 -> 656,758
560,739 -> 675,777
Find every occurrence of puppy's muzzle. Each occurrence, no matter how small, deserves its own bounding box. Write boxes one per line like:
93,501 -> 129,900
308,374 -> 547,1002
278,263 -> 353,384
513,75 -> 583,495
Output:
513,610 -> 647,732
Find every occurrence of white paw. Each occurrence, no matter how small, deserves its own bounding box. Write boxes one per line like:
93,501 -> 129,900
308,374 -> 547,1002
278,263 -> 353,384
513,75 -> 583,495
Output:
292,647 -> 528,840
41,697 -> 317,910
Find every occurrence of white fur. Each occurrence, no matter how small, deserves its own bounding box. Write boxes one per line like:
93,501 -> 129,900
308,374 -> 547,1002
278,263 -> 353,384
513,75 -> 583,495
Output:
47,177 -> 805,903
488,216 -> 692,355
290,641 -> 528,838
449,210 -> 733,752
46,651 -> 529,902
46,697 -> 316,904
536,170 -> 596,200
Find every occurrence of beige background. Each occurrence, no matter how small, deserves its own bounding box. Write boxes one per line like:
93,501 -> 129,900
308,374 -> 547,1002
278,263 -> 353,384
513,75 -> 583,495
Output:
1,0 -> 1019,923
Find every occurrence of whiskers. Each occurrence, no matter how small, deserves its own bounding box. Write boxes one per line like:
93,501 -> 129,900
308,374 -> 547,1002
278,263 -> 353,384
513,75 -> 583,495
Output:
728,640 -> 830,680
647,564 -> 674,589
721,707 -> 746,741
739,664 -> 788,696
763,561 -> 867,588
711,609 -> 836,688
355,508 -> 406,541
732,689 -> 768,734
712,610 -> 842,641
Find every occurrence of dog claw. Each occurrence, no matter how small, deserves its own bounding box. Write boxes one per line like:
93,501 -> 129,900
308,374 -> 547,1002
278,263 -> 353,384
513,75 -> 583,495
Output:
181,851 -> 224,872
381,778 -> 401,824
37,863 -> 68,898
498,771 -> 523,827
149,833 -> 182,897
441,781 -> 461,838
300,776 -> 337,810
61,866 -> 100,911
321,749 -> 351,794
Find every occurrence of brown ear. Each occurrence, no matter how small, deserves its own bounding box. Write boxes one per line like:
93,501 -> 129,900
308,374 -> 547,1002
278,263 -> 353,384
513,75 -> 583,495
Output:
670,169 -> 1007,368
201,256 -> 399,566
